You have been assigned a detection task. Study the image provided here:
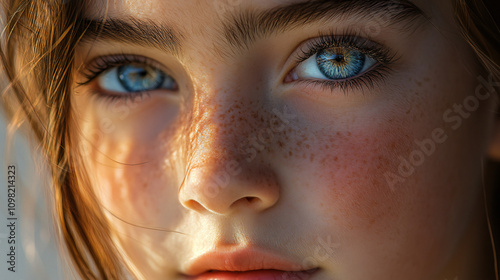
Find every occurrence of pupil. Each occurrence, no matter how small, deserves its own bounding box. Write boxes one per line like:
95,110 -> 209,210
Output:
133,69 -> 149,79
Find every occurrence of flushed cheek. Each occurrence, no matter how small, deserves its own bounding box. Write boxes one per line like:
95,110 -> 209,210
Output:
310,117 -> 415,234
299,121 -> 440,277
298,94 -> 485,278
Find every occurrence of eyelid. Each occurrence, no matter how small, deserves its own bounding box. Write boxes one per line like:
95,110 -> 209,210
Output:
293,35 -> 396,67
77,54 -> 172,87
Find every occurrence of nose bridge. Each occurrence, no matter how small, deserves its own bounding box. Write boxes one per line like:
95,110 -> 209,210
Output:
188,84 -> 251,166
178,77 -> 281,215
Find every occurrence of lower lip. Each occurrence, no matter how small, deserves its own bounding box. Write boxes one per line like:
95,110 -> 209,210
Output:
187,268 -> 319,280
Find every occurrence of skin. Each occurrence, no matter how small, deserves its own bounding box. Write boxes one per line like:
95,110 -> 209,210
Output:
70,0 -> 499,279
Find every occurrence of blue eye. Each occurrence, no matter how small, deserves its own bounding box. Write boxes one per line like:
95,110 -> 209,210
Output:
293,46 -> 377,81
96,63 -> 177,93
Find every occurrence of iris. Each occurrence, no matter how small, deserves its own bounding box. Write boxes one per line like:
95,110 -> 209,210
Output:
316,47 -> 366,80
117,64 -> 168,92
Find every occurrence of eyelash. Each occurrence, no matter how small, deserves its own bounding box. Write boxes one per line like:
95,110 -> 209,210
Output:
290,34 -> 397,92
78,54 -> 164,103
78,34 -> 397,102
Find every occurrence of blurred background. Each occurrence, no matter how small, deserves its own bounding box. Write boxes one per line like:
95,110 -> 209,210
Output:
0,109 -> 71,280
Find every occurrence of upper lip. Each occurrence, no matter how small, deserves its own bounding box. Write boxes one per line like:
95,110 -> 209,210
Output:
183,246 -> 318,276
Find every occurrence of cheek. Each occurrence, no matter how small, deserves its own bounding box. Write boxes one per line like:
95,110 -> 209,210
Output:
71,94 -> 183,226
310,116 -> 415,234
286,50 -> 490,276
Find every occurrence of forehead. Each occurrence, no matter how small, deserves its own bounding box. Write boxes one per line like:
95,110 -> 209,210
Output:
86,0 -> 435,23
89,0 -> 303,17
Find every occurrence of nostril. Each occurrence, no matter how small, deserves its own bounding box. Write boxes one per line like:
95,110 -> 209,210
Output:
240,196 -> 262,209
184,200 -> 206,213
179,166 -> 280,214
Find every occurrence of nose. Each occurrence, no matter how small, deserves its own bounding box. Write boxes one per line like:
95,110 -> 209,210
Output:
180,161 -> 281,215
178,89 -> 281,215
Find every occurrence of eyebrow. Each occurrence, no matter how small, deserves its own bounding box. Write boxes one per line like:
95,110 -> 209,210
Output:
78,0 -> 427,56
79,17 -> 181,54
223,0 -> 428,50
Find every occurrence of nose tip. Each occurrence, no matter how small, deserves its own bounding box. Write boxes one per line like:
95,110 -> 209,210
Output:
179,160 -> 280,215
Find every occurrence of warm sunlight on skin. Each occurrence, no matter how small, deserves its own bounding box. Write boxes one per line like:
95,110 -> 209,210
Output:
70,0 -> 498,279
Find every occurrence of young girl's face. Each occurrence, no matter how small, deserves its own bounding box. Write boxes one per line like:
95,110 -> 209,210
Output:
71,0 -> 498,279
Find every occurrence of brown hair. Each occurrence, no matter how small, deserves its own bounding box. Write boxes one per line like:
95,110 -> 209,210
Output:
0,0 -> 499,279
455,0 -> 500,80
0,0 -> 126,279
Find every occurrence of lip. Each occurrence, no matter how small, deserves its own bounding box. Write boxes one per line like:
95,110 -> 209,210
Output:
183,246 -> 319,279
186,269 -> 319,280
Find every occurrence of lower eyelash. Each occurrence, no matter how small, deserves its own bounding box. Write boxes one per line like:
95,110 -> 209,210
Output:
87,88 -> 151,105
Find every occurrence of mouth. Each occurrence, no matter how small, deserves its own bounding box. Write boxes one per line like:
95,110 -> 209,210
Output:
181,246 -> 320,279
184,268 -> 320,280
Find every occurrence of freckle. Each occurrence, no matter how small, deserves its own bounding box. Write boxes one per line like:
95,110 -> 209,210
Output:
278,141 -> 284,147
289,151 -> 293,156
320,157 -> 326,165
305,144 -> 310,149
347,132 -> 351,136
310,154 -> 315,162
405,108 -> 411,115
334,156 -> 338,162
